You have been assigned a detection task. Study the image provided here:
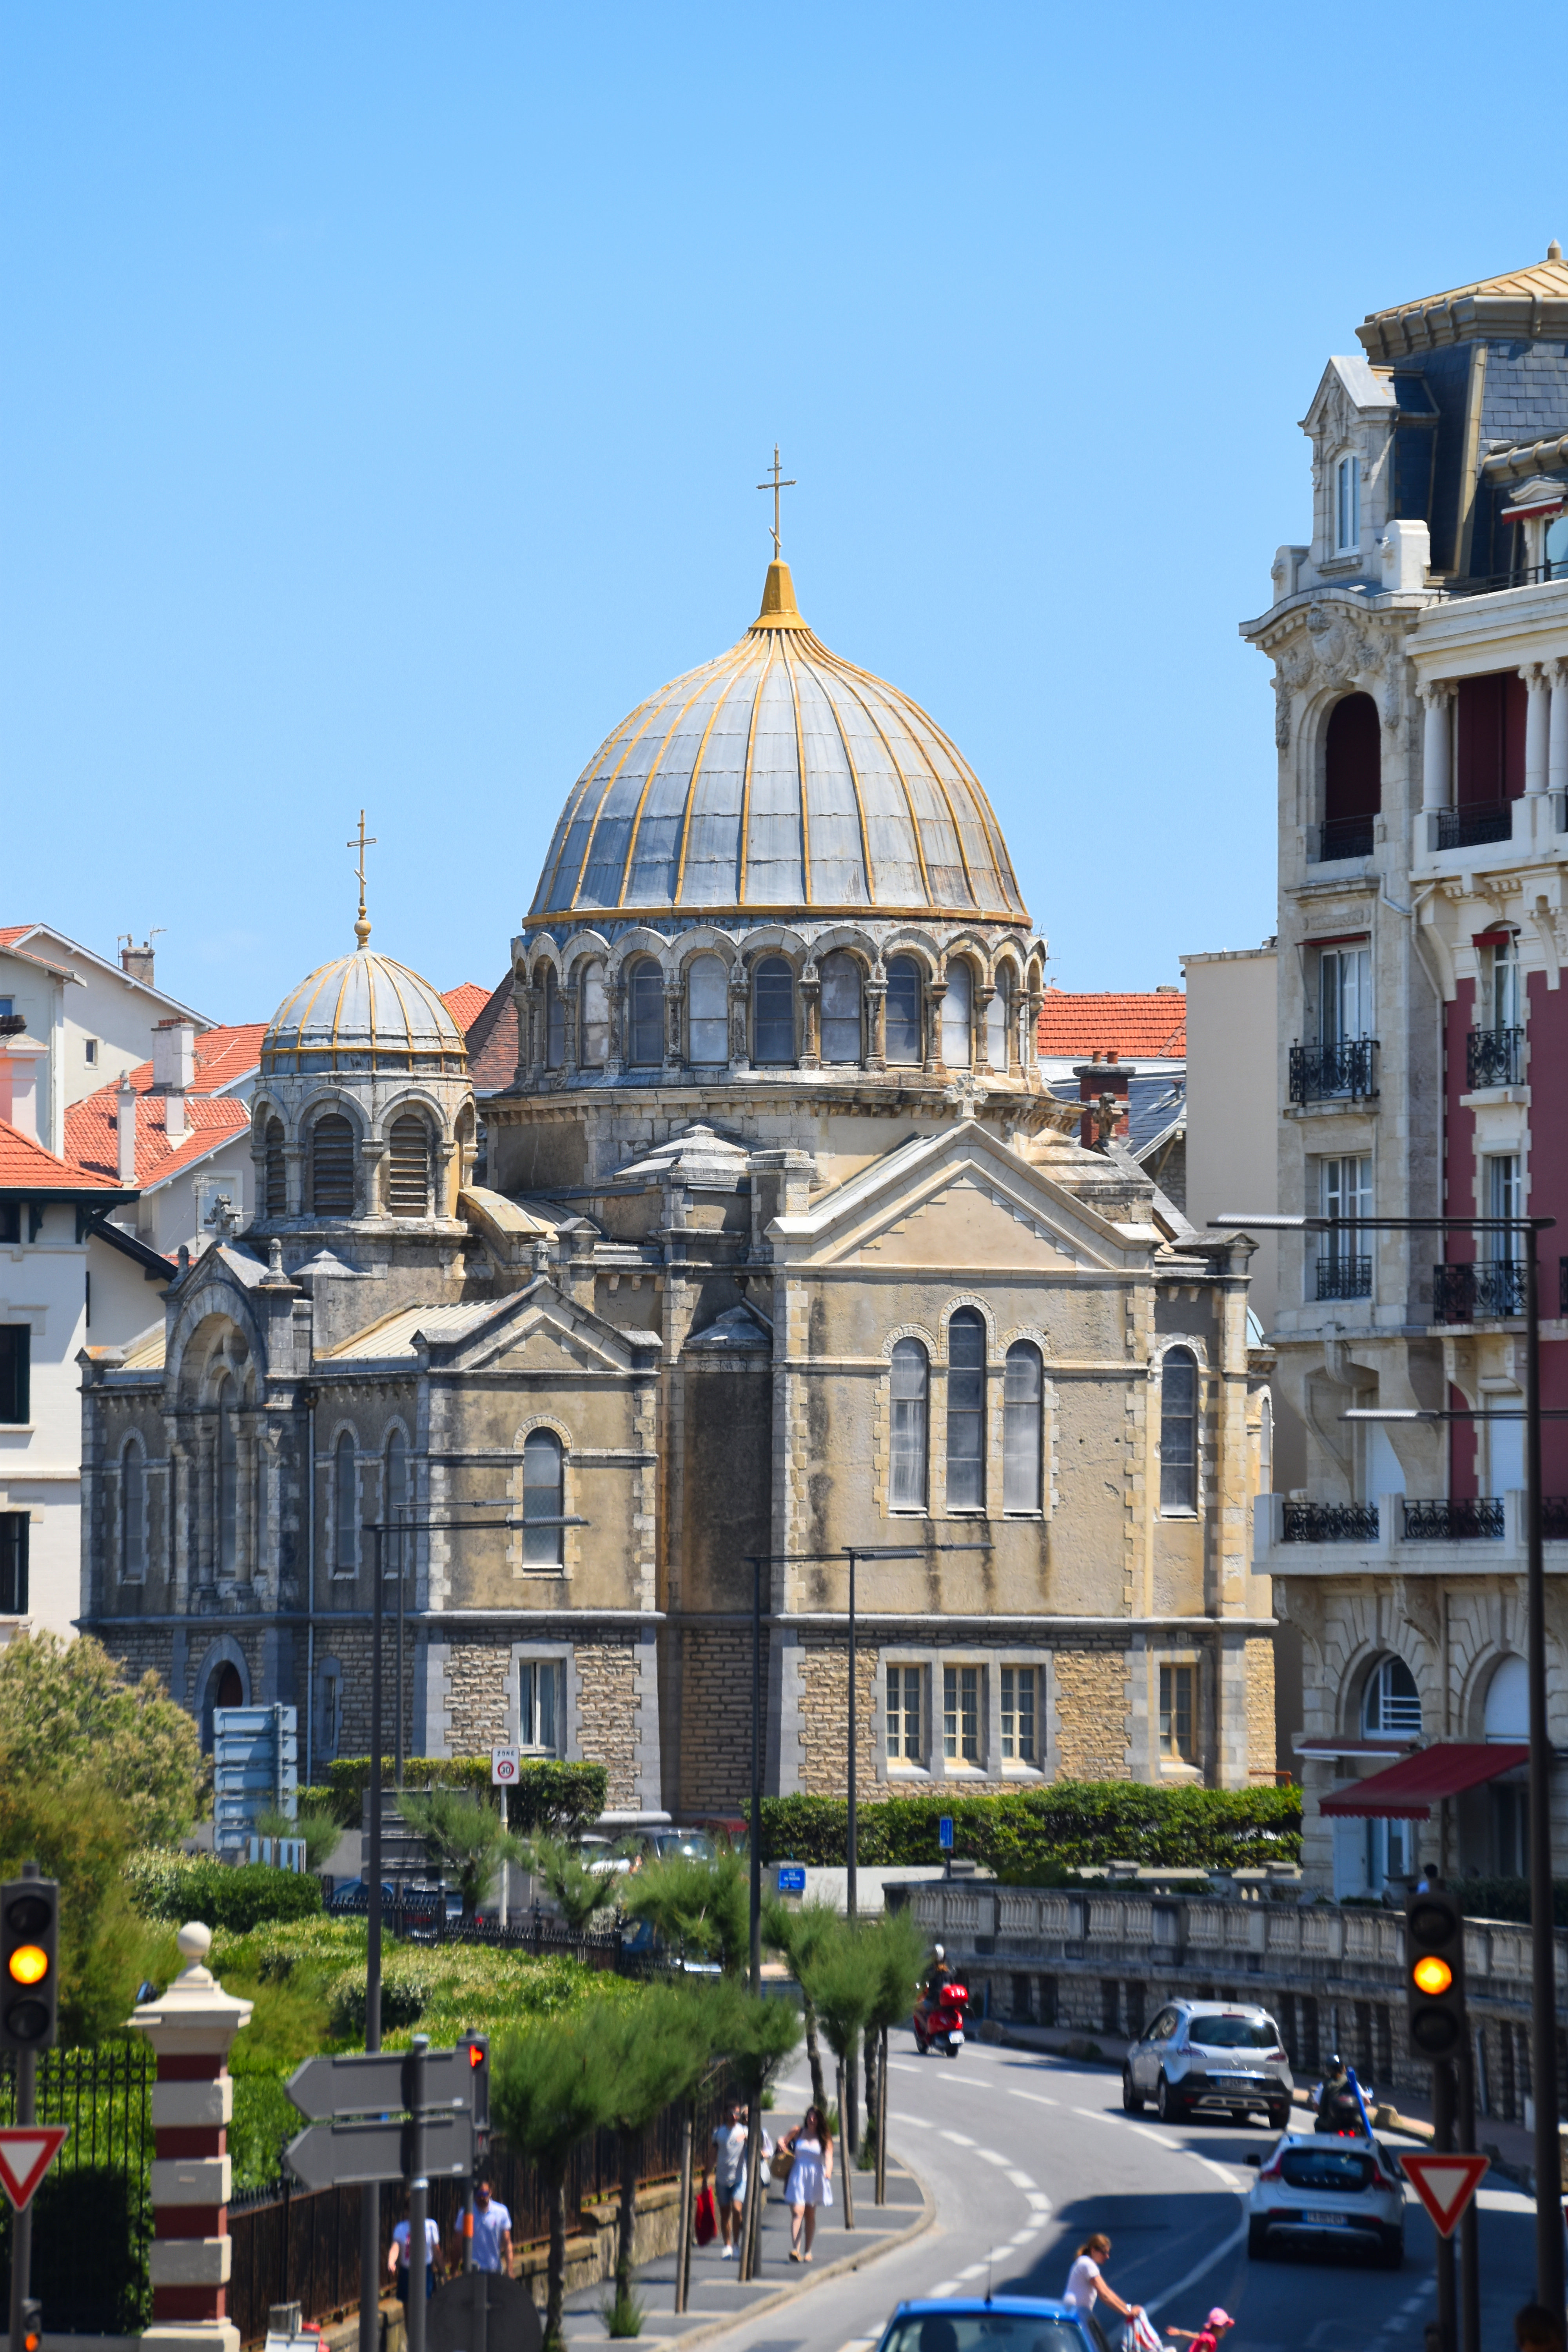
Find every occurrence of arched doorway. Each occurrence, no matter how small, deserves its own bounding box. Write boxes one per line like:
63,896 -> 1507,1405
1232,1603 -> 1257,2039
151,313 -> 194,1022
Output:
201,1659 -> 245,1753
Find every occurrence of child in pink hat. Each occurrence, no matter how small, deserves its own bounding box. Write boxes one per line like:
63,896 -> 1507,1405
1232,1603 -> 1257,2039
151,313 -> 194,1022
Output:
1168,2310 -> 1235,2352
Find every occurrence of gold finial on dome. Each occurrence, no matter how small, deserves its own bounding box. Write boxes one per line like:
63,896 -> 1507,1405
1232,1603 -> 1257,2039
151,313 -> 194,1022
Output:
751,558 -> 808,631
347,809 -> 377,948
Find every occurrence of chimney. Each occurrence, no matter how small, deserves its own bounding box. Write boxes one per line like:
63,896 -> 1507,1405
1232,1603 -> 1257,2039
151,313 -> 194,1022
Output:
0,1036 -> 41,1141
116,1074 -> 138,1185
165,1090 -> 186,1143
152,1020 -> 196,1093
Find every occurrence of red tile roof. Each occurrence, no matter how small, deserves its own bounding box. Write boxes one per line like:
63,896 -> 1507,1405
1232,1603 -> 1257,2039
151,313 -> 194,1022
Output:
0,926 -> 31,947
1036,990 -> 1187,1060
0,1118 -> 125,1191
120,1022 -> 266,1097
465,977 -> 519,1093
442,982 -> 493,1033
65,1089 -> 251,1191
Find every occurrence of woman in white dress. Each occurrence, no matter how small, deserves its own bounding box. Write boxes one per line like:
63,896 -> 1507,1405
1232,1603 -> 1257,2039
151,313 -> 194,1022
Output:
780,2104 -> 834,2261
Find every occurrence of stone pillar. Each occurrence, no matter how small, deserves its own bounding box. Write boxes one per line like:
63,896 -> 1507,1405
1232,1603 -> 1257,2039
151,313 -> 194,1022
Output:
1522,662 -> 1551,795
1420,683 -> 1453,813
128,1922 -> 254,2352
866,980 -> 887,1072
975,984 -> 997,1072
924,980 -> 946,1074
1550,660 -> 1568,806
799,973 -> 820,1069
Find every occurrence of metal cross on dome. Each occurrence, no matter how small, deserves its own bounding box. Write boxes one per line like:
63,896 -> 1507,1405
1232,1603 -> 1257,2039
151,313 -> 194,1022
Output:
347,809 -> 377,946
757,445 -> 797,558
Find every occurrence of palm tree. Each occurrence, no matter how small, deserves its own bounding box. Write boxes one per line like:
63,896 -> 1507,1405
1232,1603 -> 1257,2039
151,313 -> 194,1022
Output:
397,1785 -> 528,1922
522,1831 -> 624,1937
622,1847 -> 749,1973
490,2012 -> 616,2351
760,1895 -> 838,2113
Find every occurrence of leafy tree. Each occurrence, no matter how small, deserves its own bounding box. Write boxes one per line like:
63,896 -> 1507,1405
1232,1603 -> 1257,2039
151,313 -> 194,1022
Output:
521,1833 -> 624,1936
0,1750 -> 145,2044
798,1921 -> 877,2156
491,2011 -> 617,2351
591,1987 -> 713,2323
761,1896 -> 839,2112
396,1787 -> 528,1921
256,1804 -> 343,1875
622,1847 -> 748,1974
704,1976 -> 802,2101
0,1633 -> 201,1846
860,1906 -> 928,2170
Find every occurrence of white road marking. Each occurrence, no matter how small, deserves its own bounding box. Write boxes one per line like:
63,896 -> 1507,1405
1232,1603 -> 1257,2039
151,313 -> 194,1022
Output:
1124,2123 -> 1167,2145
1006,2169 -> 1036,2188
1009,2090 -> 1059,2108
1072,2106 -> 1109,2121
1145,2216 -> 1250,2318
974,2149 -> 1009,2167
889,2062 -> 926,2075
956,2263 -> 989,2281
1027,2193 -> 1053,2212
928,2282 -> 960,2298
940,2130 -> 977,2147
1185,2154 -> 1241,2187
1010,2229 -> 1038,2247
893,2113 -> 934,2129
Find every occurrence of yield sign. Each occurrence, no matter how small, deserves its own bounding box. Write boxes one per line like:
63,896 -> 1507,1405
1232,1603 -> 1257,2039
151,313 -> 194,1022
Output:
1403,2151 -> 1489,2238
0,2127 -> 69,2212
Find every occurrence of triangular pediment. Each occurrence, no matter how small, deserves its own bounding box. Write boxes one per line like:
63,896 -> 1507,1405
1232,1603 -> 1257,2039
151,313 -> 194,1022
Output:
1302,354 -> 1396,445
445,1281 -> 656,1377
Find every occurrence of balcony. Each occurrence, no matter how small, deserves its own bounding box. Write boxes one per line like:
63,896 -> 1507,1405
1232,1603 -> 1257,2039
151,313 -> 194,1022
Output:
1465,1027 -> 1523,1089
1282,1501 -> 1379,1543
1316,1254 -> 1372,1301
1308,816 -> 1375,864
1436,805 -> 1512,851
1289,1039 -> 1378,1104
1402,1498 -> 1504,1540
1432,1260 -> 1526,1322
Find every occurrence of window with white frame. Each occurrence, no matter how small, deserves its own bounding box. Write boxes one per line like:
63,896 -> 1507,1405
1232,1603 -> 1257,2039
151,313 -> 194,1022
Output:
521,1430 -> 565,1566
1335,454 -> 1360,553
1486,1154 -> 1522,1264
1487,933 -> 1522,1033
1003,1341 -> 1043,1512
1319,1156 -> 1372,1296
943,1664 -> 981,1764
885,1665 -> 924,1764
121,1439 -> 147,1581
889,1339 -> 929,1509
1318,944 -> 1372,1046
1000,1665 -> 1036,1764
520,1658 -> 565,1753
1160,1663 -> 1196,1761
1159,1349 -> 1198,1514
1362,1653 -> 1421,1736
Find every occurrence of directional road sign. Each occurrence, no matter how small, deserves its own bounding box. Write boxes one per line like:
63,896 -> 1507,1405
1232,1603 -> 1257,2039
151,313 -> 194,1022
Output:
285,2109 -> 474,2192
0,2127 -> 69,2212
286,2047 -> 476,2122
1401,2151 -> 1489,2238
938,1816 -> 954,1852
777,1865 -> 806,1896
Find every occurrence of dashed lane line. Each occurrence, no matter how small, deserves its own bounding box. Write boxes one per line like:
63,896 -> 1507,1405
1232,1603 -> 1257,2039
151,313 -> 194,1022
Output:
974,2149 -> 1009,2167
1006,2170 -> 1036,2188
1145,2217 -> 1250,2320
940,2130 -> 977,2147
1008,2090 -> 1060,2108
1027,2194 -> 1053,2212
1185,2154 -> 1241,2187
928,2282 -> 960,2299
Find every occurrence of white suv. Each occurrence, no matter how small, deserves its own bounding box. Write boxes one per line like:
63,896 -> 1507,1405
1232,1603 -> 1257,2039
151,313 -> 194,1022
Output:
1245,2131 -> 1405,2267
1122,1998 -> 1293,2129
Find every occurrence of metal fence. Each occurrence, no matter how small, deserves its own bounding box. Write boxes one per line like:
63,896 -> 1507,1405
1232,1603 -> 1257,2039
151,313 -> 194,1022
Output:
0,2043 -> 154,2336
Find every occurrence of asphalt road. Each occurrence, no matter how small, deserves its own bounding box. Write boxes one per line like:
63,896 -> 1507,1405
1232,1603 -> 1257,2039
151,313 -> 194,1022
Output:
694,2034 -> 1537,2352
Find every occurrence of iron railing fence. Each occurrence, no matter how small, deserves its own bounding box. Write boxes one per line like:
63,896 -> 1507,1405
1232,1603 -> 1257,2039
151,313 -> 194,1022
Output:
0,2043 -> 154,2336
1316,1255 -> 1372,1301
1436,805 -> 1513,849
1466,1027 -> 1524,1089
1282,1501 -> 1380,1544
1308,816 -> 1376,864
1289,1039 -> 1379,1103
1545,1498 -> 1568,1543
1433,1261 -> 1527,1322
1403,1498 -> 1506,1541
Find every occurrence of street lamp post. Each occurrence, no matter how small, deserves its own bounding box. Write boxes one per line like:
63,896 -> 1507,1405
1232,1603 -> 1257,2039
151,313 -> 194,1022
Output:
1214,1209 -> 1561,2318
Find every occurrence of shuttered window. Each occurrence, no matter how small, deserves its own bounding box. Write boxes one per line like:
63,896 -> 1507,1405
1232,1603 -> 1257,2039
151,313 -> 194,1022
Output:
387,1114 -> 430,1216
311,1115 -> 356,1216
264,1119 -> 287,1216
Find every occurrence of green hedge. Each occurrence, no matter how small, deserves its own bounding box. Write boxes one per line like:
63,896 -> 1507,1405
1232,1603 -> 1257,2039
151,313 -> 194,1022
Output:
1455,1877 -> 1568,1927
127,1852 -> 325,1932
758,1782 -> 1301,1873
320,1757 -> 607,1836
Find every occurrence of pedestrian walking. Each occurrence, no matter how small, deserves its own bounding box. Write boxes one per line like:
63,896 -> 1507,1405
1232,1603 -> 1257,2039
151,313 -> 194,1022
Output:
710,2099 -> 770,2258
1061,2236 -> 1146,2333
1168,2308 -> 1235,2352
387,2199 -> 443,2305
779,2104 -> 834,2262
450,2178 -> 514,2276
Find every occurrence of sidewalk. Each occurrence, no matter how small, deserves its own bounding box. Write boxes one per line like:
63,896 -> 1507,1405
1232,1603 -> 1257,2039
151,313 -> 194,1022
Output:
559,2154 -> 932,2348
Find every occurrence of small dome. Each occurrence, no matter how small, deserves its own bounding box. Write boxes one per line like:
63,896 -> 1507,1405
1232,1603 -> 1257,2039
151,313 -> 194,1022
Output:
528,561 -> 1029,926
262,950 -> 467,1078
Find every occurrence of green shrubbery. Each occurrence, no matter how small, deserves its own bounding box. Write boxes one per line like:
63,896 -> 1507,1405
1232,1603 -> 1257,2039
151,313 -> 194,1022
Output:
1454,1877 -> 1568,1926
314,1756 -> 607,1834
127,1852 -> 324,1932
758,1781 -> 1301,1874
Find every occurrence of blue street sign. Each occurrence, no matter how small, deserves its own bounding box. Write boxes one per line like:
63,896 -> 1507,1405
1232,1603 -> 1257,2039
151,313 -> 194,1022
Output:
938,1816 -> 954,1851
777,1865 -> 806,1895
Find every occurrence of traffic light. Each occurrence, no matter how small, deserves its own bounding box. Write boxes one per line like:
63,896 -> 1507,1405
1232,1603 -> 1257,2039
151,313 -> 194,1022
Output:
20,2297 -> 42,2352
458,2029 -> 489,2140
1,1872 -> 59,2053
1406,1884 -> 1466,2060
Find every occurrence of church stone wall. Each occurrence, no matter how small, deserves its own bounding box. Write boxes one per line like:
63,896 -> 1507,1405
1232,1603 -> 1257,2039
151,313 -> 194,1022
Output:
576,1637 -> 640,1808
1054,1644 -> 1132,1780
798,1635 -> 879,1797
1245,1636 -> 1277,1779
675,1626 -> 753,1813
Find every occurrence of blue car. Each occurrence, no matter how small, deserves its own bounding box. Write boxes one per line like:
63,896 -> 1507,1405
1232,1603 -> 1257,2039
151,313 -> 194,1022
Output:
873,2299 -> 1116,2352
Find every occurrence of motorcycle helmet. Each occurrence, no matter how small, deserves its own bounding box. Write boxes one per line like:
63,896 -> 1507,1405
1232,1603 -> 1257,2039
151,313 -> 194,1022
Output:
933,1944 -> 945,1961
1325,2053 -> 1343,2072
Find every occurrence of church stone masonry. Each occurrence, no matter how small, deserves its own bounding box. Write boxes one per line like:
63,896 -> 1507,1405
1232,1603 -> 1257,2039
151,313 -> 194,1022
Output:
80,556 -> 1275,1812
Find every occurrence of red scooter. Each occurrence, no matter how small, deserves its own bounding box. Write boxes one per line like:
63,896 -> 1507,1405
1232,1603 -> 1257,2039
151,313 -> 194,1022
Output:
913,1976 -> 969,2058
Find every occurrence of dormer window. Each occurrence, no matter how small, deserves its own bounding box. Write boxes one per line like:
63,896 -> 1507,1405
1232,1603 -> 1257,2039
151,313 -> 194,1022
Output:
1336,454 -> 1361,554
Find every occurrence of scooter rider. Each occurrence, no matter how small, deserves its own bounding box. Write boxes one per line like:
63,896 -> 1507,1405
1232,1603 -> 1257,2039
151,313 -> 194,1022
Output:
1313,2054 -> 1363,2134
927,1943 -> 954,1997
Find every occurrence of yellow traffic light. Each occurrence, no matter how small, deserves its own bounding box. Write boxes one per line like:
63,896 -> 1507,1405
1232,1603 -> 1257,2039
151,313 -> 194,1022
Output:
1412,1954 -> 1454,1996
7,1944 -> 47,1987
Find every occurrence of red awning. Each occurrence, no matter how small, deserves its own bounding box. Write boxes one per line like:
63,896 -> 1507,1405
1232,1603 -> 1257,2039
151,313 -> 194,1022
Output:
1320,1742 -> 1530,1820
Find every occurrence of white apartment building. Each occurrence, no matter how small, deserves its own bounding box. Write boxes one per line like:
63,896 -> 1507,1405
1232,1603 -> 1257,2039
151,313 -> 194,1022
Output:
0,926 -> 213,1155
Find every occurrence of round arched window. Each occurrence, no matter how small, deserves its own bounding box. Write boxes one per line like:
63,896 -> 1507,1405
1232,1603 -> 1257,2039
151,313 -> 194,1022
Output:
628,962 -> 664,1067
387,1114 -> 430,1216
886,957 -> 924,1065
942,962 -> 974,1069
819,952 -> 863,1064
753,958 -> 795,1064
1362,1655 -> 1421,1737
687,955 -> 729,1064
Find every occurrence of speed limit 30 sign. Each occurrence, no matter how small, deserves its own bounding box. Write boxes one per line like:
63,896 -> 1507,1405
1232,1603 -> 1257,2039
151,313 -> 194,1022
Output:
491,1747 -> 520,1785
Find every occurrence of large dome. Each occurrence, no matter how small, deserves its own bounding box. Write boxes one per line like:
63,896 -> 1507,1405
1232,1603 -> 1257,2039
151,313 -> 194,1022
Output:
261,947 -> 468,1077
528,561 -> 1028,926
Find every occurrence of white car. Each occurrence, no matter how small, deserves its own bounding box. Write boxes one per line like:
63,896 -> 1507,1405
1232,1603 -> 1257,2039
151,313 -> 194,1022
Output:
1245,2130 -> 1405,2267
1122,1998 -> 1293,2128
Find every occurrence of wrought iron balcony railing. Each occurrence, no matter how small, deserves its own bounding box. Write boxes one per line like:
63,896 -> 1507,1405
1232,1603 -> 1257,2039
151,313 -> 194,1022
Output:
1282,1501 -> 1379,1543
1316,1254 -> 1372,1301
1309,816 -> 1375,864
1466,1026 -> 1523,1089
1436,805 -> 1513,850
1402,1498 -> 1505,1540
1432,1260 -> 1527,1322
1545,1497 -> 1568,1541
1289,1039 -> 1379,1103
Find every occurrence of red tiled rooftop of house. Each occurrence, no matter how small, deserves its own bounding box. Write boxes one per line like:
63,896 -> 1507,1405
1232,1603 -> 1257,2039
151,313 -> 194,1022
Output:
442,981 -> 493,1033
1036,989 -> 1187,1060
65,1089 -> 251,1191
121,1022 -> 267,1097
0,1118 -> 125,1190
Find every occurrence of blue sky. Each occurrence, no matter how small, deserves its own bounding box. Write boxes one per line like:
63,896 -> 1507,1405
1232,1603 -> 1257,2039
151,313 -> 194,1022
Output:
4,4 -> 1565,1022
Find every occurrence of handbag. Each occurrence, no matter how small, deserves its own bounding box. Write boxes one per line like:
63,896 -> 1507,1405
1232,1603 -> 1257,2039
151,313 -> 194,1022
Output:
693,2179 -> 717,2246
769,2144 -> 794,2182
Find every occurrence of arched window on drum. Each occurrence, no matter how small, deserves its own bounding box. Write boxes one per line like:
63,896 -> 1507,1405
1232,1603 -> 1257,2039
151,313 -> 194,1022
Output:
686,955 -> 729,1065
579,962 -> 610,1068
885,956 -> 924,1066
544,968 -> 566,1069
311,1114 -> 356,1216
941,960 -> 974,1069
263,1118 -> 287,1217
819,952 -> 863,1064
986,969 -> 1014,1071
387,1114 -> 430,1216
753,957 -> 795,1064
627,961 -> 664,1067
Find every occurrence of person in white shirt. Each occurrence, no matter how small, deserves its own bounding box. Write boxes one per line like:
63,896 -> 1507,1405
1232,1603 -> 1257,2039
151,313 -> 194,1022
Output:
387,2206 -> 443,2305
710,2101 -> 772,2257
1063,2235 -> 1145,2330
451,2180 -> 513,2276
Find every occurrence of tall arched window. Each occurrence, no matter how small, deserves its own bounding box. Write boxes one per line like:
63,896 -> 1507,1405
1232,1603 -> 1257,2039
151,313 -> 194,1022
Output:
121,1439 -> 147,1579
885,956 -> 924,1065
579,962 -> 610,1067
387,1114 -> 430,1216
333,1430 -> 358,1575
946,1308 -> 986,1508
941,961 -> 974,1069
753,957 -> 795,1063
628,961 -> 664,1066
385,1428 -> 411,1586
1159,1348 -> 1198,1512
216,1375 -> 239,1573
1003,1341 -> 1042,1512
1322,693 -> 1381,858
687,955 -> 729,1064
1259,1394 -> 1273,1496
986,969 -> 1014,1070
544,969 -> 565,1069
820,951 -> 863,1064
889,1339 -> 929,1510
263,1118 -> 287,1216
311,1114 -> 356,1216
522,1429 -> 564,1566
1362,1654 -> 1421,1736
